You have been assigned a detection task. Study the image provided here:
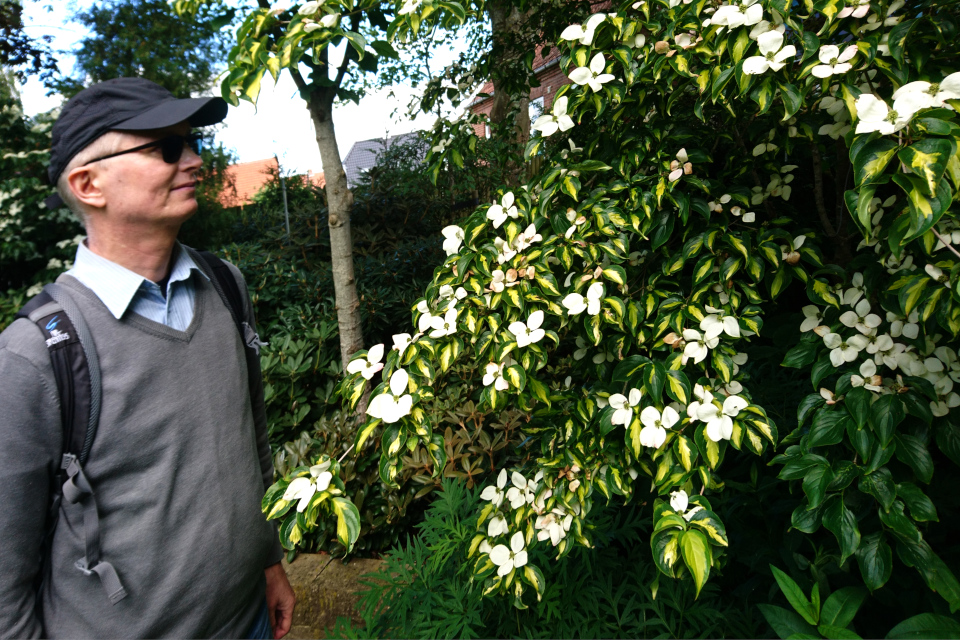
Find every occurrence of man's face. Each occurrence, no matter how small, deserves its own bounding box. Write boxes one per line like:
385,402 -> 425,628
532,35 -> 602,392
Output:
94,121 -> 203,227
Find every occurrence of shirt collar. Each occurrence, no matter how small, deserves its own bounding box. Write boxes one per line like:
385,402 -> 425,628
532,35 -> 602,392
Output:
66,241 -> 209,320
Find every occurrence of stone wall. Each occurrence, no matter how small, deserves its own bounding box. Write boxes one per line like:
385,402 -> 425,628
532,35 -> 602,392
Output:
282,554 -> 384,639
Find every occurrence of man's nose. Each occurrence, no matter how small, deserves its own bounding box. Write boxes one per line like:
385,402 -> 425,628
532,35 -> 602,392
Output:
181,144 -> 203,171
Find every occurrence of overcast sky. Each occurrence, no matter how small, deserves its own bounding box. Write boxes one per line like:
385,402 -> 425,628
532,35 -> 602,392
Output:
17,0 -> 466,174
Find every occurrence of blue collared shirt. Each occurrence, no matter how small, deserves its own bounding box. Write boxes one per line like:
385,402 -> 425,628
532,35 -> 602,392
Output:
65,241 -> 208,331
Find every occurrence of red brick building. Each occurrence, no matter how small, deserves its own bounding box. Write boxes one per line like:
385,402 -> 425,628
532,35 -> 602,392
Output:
468,44 -> 571,138
219,157 -> 325,208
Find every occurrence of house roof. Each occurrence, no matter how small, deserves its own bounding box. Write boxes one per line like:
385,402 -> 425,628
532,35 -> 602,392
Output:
219,157 -> 325,207
220,157 -> 278,208
470,44 -> 563,108
342,132 -> 423,187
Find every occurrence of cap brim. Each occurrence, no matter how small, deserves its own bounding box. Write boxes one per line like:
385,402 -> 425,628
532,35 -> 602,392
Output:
112,96 -> 228,131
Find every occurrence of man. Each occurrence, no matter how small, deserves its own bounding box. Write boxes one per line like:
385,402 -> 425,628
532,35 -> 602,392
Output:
0,78 -> 295,638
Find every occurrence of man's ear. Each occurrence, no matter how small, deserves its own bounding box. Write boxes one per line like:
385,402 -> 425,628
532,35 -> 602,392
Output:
66,164 -> 106,210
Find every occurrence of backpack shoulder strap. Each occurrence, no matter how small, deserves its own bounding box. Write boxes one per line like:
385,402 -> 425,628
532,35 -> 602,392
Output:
15,284 -> 127,605
186,247 -> 267,357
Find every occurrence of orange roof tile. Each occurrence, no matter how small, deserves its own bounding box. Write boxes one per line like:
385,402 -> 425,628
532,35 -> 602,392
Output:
219,158 -> 326,207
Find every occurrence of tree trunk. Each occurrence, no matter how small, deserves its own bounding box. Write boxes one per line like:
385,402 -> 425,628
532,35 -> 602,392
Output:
487,0 -> 536,183
306,92 -> 364,369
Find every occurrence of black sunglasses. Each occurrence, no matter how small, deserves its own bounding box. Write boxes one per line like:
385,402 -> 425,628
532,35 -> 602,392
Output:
82,132 -> 203,166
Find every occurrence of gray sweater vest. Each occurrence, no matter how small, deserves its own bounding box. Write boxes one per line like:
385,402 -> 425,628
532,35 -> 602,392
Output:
0,271 -> 281,638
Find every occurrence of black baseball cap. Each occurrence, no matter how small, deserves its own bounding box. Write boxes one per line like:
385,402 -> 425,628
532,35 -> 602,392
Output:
46,77 -> 228,207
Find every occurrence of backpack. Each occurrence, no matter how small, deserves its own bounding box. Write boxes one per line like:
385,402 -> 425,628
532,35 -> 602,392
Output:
14,249 -> 266,606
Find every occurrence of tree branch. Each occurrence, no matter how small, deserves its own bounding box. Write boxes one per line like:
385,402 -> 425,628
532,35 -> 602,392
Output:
933,228 -> 960,261
811,145 -> 838,237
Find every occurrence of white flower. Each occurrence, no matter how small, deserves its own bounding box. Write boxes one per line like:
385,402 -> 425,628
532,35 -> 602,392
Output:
701,306 -> 740,340
569,53 -> 615,92
669,490 -> 704,521
823,332 -> 869,367
392,333 -> 415,359
812,44 -> 857,78
494,237 -> 517,264
839,299 -> 882,335
283,461 -> 333,512
638,406 -> 679,449
851,359 -> 884,392
610,388 -> 642,426
488,515 -> 509,537
346,343 -> 385,379
668,148 -> 693,182
487,192 -> 518,228
398,0 -> 420,14
711,0 -> 764,28
563,282 -> 603,316
298,1 -> 321,15
514,224 -> 543,251
682,329 -> 719,364
573,336 -> 589,360
505,472 -> 537,509
854,93 -> 924,135
318,12 -> 339,27
749,19 -> 784,40
743,31 -> 796,74
533,96 -> 575,136
843,272 -> 867,306
560,13 -> 606,45
483,361 -> 509,391
366,368 -> 413,424
509,310 -> 546,347
838,0 -> 870,18
699,395 -> 748,442
686,384 -> 714,422
442,225 -> 465,256
489,531 -> 528,577
926,264 -> 951,287
536,508 -> 573,546
892,73 -> 960,110
800,305 -> 824,332
490,269 -> 508,293
480,469 -> 508,507
429,307 -> 458,338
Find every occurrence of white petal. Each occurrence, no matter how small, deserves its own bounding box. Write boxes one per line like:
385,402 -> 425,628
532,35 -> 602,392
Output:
390,368 -> 409,396
510,531 -> 525,553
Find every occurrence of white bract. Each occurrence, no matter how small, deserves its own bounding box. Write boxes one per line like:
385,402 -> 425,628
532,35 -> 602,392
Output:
609,388 -> 642,426
711,0 -> 764,28
699,395 -> 748,442
851,360 -> 883,392
812,44 -> 857,78
742,31 -> 796,74
560,13 -> 606,45
488,515 -> 509,537
442,225 -> 464,256
638,406 -> 679,448
532,96 -> 575,136
346,343 -> 385,380
480,469 -> 508,507
800,305 -> 824,332
483,361 -> 509,391
398,0 -> 420,14
892,73 -> 960,110
509,310 -> 546,347
682,329 -> 719,364
506,472 -> 537,509
298,1 -> 321,15
563,281 -> 604,315
854,93 -> 925,134
536,508 -> 573,545
283,461 -> 333,512
569,53 -> 615,92
514,224 -> 543,251
366,368 -> 413,424
489,531 -> 528,577
429,307 -> 458,338
823,332 -> 869,367
838,0 -> 870,18
701,306 -> 740,340
494,237 -> 517,264
839,299 -> 882,335
487,192 -> 518,228
843,272 -> 867,306
669,489 -> 704,521
392,333 -> 415,360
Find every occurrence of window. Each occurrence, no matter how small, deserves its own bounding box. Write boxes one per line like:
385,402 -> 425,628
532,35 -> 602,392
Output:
529,97 -> 545,126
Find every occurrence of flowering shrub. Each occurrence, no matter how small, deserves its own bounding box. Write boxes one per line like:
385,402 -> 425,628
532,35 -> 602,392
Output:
262,0 -> 960,614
